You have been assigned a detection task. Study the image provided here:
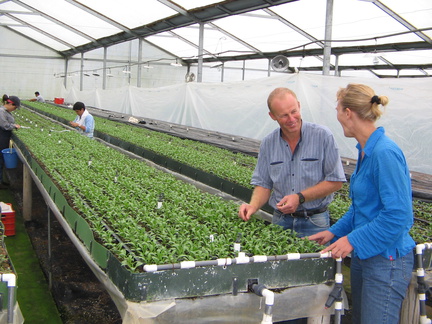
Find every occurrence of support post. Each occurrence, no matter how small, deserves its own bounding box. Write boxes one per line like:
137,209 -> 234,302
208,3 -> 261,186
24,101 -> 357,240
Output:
48,208 -> 52,290
22,164 -> 32,221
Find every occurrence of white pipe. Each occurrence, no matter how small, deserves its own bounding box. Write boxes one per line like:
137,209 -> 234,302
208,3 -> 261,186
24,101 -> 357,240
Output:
1,273 -> 16,287
1,273 -> 16,323
420,316 -> 432,324
261,288 -> 274,324
325,257 -> 343,323
415,243 -> 432,324
251,283 -> 274,323
416,243 -> 425,254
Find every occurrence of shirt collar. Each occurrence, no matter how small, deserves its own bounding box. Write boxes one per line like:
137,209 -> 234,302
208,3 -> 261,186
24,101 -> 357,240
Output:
278,119 -> 305,141
356,126 -> 385,156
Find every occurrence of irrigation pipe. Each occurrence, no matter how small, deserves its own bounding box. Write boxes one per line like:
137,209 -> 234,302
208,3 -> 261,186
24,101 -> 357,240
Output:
143,251 -> 332,272
49,129 -> 71,133
250,283 -> 274,323
325,257 -> 344,324
416,243 -> 432,324
0,273 -> 16,323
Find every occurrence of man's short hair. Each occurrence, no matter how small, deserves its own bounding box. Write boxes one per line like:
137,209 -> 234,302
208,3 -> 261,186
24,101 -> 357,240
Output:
73,101 -> 85,111
267,87 -> 298,111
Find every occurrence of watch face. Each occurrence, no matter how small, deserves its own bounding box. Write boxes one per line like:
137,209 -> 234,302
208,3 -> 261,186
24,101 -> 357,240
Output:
297,193 -> 305,204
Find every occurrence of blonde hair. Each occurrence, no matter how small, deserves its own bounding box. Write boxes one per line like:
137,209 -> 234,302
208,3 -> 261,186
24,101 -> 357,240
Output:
267,87 -> 298,111
337,83 -> 388,122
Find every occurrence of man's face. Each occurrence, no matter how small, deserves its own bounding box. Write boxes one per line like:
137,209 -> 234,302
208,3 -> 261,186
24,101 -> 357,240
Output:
268,93 -> 302,135
75,108 -> 84,117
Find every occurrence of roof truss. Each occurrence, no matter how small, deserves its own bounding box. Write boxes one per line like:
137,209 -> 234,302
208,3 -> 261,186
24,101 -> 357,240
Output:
0,0 -> 431,77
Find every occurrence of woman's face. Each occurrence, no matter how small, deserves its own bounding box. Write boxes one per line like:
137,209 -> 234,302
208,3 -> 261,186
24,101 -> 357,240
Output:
4,102 -> 17,112
336,100 -> 354,138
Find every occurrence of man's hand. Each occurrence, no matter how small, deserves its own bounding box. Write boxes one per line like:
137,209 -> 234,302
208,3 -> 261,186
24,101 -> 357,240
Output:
276,194 -> 300,214
238,203 -> 257,221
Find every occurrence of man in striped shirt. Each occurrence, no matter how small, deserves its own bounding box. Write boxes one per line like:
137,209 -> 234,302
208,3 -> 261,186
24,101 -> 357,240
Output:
238,87 -> 346,237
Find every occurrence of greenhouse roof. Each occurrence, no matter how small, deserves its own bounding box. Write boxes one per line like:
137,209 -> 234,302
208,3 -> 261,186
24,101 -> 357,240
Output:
0,0 -> 431,77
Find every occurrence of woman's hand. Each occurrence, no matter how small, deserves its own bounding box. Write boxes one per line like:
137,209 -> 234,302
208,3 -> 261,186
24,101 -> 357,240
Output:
308,230 -> 334,246
321,236 -> 353,259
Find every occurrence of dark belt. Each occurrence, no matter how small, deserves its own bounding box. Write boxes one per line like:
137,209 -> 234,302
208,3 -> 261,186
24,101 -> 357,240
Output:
278,206 -> 328,218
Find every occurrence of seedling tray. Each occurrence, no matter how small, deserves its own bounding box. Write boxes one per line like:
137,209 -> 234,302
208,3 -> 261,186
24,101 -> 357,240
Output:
14,136 -> 336,302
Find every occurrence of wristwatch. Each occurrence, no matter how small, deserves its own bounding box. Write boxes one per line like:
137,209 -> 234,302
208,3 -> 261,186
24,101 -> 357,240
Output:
296,192 -> 306,205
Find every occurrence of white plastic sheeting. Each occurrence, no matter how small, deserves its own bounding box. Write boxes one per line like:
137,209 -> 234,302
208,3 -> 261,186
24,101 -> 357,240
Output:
120,283 -> 343,323
60,73 -> 432,175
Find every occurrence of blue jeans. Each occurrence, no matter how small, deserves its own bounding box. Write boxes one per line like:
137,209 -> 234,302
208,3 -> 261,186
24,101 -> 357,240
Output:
272,210 -> 330,237
350,251 -> 414,324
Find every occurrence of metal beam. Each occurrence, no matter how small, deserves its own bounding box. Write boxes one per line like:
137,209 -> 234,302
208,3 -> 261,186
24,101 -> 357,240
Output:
4,13 -> 76,50
323,0 -> 334,75
11,0 -> 97,43
373,0 -> 432,44
207,22 -> 263,54
156,0 -> 195,19
298,63 -> 432,72
263,8 -> 324,48
183,41 -> 432,64
60,0 -> 299,57
64,0 -> 135,36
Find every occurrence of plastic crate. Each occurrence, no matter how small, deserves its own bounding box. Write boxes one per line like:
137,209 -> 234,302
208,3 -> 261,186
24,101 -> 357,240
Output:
0,203 -> 15,237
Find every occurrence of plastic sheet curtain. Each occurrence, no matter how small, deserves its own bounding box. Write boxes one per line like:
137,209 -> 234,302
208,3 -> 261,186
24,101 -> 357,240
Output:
60,73 -> 432,175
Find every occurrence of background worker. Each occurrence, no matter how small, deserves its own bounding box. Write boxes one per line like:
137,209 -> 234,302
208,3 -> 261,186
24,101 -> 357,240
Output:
0,95 -> 21,188
69,101 -> 94,138
29,91 -> 45,103
238,87 -> 346,237
308,83 -> 415,324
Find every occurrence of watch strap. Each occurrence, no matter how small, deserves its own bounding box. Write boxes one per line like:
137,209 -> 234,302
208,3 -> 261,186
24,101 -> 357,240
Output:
296,192 -> 305,204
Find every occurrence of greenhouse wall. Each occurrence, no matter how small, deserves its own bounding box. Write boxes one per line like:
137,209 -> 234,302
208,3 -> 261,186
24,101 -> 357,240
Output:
1,25 -> 306,98
58,73 -> 432,175
1,25 -> 432,175
0,27 -> 65,100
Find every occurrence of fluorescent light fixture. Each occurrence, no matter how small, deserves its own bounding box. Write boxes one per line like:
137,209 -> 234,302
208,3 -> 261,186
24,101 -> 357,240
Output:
123,66 -> 131,74
143,63 -> 153,69
92,70 -> 100,76
210,63 -> 223,69
170,59 -> 182,67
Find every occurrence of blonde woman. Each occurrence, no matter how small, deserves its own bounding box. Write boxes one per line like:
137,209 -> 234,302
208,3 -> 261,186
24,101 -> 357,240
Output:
309,84 -> 415,324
